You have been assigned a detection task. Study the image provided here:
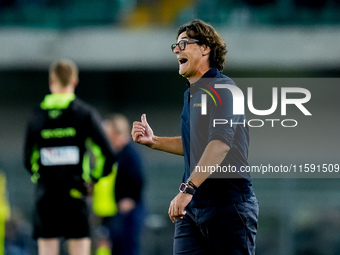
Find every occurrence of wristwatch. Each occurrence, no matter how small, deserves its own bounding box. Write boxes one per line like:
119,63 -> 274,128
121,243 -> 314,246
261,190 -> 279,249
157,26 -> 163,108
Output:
179,182 -> 196,195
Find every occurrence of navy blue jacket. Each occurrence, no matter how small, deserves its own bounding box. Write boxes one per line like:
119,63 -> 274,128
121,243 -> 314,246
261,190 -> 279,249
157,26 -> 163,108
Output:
181,68 -> 255,207
115,142 -> 144,204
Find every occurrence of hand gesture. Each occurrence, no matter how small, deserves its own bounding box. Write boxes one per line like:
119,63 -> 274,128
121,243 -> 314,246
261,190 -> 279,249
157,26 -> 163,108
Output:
131,114 -> 155,147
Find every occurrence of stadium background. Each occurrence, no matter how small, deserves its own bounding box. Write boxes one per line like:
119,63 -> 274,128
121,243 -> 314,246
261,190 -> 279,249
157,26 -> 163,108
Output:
0,0 -> 340,254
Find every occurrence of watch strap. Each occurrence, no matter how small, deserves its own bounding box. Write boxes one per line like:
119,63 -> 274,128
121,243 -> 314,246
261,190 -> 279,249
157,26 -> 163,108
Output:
187,180 -> 198,190
184,186 -> 195,195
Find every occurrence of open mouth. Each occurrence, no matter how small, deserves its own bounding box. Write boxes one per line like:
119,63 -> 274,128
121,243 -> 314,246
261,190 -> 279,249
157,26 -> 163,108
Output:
179,58 -> 188,65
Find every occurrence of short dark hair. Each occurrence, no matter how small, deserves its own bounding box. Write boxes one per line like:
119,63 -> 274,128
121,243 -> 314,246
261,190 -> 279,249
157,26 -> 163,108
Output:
177,19 -> 227,71
49,59 -> 78,87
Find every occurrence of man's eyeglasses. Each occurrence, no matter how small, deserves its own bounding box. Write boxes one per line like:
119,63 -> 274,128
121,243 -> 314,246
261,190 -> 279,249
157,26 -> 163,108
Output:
171,39 -> 199,52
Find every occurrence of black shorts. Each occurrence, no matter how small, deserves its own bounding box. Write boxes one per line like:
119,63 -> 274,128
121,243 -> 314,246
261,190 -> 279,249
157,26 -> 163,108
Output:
33,192 -> 90,239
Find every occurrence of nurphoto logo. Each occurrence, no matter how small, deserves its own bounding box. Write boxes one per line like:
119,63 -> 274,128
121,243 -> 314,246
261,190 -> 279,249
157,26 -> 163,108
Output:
200,85 -> 312,128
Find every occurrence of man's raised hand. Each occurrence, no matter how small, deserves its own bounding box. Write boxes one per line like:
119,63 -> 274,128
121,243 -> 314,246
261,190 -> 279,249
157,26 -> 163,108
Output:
131,114 -> 155,147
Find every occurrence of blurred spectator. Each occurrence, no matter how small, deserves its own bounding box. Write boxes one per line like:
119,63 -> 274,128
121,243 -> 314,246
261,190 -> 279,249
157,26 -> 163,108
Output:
93,114 -> 145,255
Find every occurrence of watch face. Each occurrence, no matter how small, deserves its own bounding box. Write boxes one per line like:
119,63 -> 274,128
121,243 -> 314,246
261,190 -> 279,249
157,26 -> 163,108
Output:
179,183 -> 187,192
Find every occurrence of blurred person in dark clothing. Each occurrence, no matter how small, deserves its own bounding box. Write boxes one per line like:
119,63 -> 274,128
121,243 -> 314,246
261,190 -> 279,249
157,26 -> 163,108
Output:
101,114 -> 145,255
23,59 -> 116,255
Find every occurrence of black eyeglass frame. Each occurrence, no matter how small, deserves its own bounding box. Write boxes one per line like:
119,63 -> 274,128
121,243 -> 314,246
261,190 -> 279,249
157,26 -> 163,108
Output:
171,39 -> 199,52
